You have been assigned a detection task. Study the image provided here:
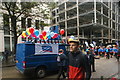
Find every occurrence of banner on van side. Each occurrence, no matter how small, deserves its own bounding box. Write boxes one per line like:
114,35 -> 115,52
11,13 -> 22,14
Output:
35,44 -> 58,55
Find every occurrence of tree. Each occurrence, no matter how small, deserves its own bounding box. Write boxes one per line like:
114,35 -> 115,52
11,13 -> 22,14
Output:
2,2 -> 51,53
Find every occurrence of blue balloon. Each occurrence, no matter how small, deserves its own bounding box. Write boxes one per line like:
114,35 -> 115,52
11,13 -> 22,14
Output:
47,35 -> 51,40
34,30 -> 39,37
26,31 -> 29,36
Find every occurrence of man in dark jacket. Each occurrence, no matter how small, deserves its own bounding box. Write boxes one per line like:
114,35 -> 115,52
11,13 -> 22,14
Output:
57,49 -> 67,80
68,39 -> 91,80
86,49 -> 96,72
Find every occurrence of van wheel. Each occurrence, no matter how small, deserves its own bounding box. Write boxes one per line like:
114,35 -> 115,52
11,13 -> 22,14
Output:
36,68 -> 46,78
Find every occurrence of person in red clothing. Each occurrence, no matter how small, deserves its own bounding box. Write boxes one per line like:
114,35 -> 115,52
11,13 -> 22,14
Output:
68,39 -> 91,80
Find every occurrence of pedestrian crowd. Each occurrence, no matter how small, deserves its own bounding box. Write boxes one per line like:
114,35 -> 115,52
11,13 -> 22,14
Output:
57,39 -> 120,80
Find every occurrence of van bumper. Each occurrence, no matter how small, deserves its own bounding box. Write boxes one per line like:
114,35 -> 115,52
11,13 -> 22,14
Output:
23,67 -> 36,74
16,66 -> 36,74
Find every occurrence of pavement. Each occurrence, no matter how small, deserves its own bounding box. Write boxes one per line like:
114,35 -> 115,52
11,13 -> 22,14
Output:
1,55 -> 120,79
1,55 -> 15,68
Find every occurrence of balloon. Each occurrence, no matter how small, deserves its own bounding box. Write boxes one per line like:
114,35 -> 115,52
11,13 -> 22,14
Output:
26,28 -> 31,35
47,35 -> 51,39
46,31 -> 51,36
52,33 -> 58,39
34,30 -> 39,37
60,29 -> 65,35
42,31 -> 47,36
31,33 -> 37,38
22,31 -> 27,37
29,27 -> 35,34
21,35 -> 25,38
39,34 -> 44,40
28,35 -> 32,39
43,36 -> 47,40
50,32 -> 54,37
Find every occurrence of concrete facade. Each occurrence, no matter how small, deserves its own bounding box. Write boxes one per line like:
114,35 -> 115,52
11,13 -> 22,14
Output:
52,0 -> 120,44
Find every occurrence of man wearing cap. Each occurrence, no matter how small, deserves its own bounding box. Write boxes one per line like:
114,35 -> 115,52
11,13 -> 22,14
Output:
68,39 -> 91,80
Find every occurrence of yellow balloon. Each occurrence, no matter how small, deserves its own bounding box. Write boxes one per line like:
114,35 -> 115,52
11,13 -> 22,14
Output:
22,31 -> 26,37
43,36 -> 47,40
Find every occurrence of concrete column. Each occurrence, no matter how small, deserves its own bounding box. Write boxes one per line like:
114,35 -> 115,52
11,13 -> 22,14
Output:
108,2 -> 111,43
108,29 -> 110,43
101,4 -> 103,25
82,29 -> 84,38
101,29 -> 103,43
77,0 -> 79,39
111,30 -> 113,43
117,5 -> 119,41
65,2 -> 67,38
94,0 -> 96,24
0,29 -> 4,53
110,1 -> 112,43
10,18 -> 12,52
0,14 -> 4,53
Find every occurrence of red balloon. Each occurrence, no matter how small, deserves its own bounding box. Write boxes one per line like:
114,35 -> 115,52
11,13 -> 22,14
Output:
39,34 -> 44,40
52,33 -> 58,39
21,35 -> 25,38
42,31 -> 47,36
29,28 -> 34,34
60,29 -> 65,35
31,33 -> 37,38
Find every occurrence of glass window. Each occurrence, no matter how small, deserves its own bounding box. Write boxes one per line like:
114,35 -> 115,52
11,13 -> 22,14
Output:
4,37 -> 10,51
3,14 -> 10,35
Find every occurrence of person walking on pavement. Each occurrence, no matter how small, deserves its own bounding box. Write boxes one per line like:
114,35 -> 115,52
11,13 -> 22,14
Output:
4,48 -> 9,63
116,48 -> 120,62
57,49 -> 67,80
105,46 -> 110,59
86,49 -> 96,72
113,45 -> 119,62
68,39 -> 91,80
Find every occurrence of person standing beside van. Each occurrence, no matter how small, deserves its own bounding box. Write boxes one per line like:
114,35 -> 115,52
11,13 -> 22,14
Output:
57,49 -> 67,80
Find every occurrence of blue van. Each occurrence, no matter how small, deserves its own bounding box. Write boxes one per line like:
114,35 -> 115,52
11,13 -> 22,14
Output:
16,43 -> 68,78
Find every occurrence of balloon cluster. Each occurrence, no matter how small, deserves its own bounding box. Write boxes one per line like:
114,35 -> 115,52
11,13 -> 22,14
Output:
21,27 -> 65,41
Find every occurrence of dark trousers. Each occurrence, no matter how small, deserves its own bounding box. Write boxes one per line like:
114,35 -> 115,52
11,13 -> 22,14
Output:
57,66 -> 66,79
106,52 -> 110,59
90,59 -> 95,72
91,62 -> 95,72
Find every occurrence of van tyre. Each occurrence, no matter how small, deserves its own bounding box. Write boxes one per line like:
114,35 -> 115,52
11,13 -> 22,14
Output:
36,68 -> 46,78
